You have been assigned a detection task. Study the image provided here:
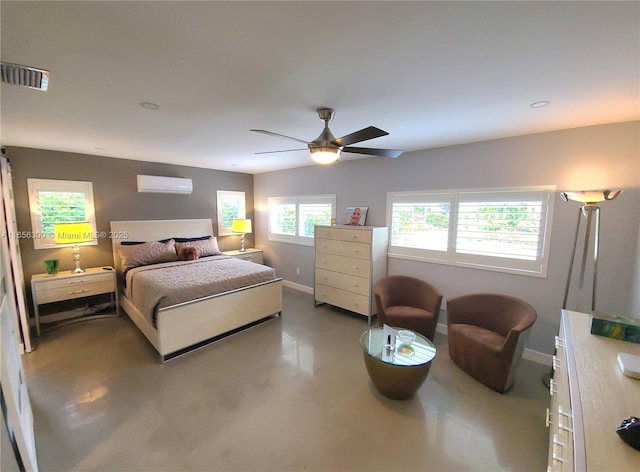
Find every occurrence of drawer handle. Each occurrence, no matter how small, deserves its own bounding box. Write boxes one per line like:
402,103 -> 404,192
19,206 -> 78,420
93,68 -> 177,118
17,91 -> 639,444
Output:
353,266 -> 359,270
351,235 -> 357,239
67,279 -> 89,284
552,434 -> 564,463
353,301 -> 359,306
558,417 -> 572,433
322,292 -> 327,296
545,408 -> 552,427
353,283 -> 360,288
555,335 -> 564,349
552,355 -> 560,371
549,379 -> 557,396
321,276 -> 328,280
68,289 -> 89,295
354,249 -> 360,253
558,406 -> 571,419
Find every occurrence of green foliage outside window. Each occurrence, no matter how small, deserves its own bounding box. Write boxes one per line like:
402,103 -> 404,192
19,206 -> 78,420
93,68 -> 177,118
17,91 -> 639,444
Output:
39,191 -> 87,236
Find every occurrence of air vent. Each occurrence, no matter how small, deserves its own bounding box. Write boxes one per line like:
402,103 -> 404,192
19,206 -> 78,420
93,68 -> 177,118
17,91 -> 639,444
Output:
1,62 -> 49,91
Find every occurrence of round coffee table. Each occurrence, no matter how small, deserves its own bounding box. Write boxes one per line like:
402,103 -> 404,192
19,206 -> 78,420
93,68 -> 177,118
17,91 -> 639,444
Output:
359,327 -> 436,400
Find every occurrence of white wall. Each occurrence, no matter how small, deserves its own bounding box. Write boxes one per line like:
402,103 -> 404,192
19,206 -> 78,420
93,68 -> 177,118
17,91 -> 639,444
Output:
254,122 -> 640,354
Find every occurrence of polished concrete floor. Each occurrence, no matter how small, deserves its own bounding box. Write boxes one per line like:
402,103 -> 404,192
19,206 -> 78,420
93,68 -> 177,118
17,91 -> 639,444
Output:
23,287 -> 550,471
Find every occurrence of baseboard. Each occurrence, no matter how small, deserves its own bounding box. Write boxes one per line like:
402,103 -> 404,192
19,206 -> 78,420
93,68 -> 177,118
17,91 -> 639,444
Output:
282,280 -> 313,294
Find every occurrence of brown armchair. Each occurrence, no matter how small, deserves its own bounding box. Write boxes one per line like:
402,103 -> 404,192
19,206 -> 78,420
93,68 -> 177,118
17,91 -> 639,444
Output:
446,293 -> 537,393
374,275 -> 443,341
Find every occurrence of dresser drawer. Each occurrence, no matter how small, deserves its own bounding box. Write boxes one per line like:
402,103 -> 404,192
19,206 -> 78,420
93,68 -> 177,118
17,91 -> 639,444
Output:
315,284 -> 370,316
340,228 -> 372,244
315,268 -> 369,296
316,253 -> 371,278
315,226 -> 342,240
36,279 -> 115,304
315,238 -> 371,260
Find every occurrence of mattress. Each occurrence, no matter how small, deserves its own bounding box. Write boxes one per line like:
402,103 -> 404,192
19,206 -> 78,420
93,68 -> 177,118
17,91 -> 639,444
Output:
124,255 -> 278,325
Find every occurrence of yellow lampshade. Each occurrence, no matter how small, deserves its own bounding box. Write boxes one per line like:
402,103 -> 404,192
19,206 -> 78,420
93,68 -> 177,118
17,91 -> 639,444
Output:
231,219 -> 252,234
54,222 -> 94,245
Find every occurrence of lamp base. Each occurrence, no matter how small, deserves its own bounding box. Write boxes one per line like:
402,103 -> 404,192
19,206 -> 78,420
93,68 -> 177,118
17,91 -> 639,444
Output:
72,267 -> 85,274
239,233 -> 246,252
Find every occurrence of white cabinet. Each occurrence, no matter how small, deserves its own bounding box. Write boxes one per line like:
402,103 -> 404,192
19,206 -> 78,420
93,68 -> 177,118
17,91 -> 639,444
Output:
547,310 -> 640,471
314,225 -> 388,324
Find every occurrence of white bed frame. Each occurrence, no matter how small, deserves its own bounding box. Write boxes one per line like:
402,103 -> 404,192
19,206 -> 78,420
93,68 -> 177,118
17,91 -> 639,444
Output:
110,219 -> 282,361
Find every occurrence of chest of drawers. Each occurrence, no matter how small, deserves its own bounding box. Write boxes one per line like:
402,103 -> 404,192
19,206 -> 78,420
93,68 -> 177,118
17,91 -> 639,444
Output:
314,225 -> 388,324
547,310 -> 640,471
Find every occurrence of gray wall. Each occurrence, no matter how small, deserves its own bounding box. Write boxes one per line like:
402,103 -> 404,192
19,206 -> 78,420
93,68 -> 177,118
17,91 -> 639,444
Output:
254,121 -> 640,355
6,147 -> 254,291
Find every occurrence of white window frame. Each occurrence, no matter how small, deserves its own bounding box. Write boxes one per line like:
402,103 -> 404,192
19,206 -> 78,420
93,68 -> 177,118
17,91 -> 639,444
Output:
387,186 -> 556,277
27,178 -> 98,249
217,190 -> 246,236
268,194 -> 336,246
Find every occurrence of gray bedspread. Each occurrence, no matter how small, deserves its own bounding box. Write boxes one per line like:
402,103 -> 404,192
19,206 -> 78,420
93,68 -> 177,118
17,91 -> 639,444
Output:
125,256 -> 278,325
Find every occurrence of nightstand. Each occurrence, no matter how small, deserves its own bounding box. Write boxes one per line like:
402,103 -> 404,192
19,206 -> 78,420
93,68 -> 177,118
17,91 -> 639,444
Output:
223,248 -> 264,264
31,266 -> 119,335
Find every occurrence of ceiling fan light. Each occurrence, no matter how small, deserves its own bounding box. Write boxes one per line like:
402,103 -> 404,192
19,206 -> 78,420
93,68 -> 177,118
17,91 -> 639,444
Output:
310,147 -> 340,165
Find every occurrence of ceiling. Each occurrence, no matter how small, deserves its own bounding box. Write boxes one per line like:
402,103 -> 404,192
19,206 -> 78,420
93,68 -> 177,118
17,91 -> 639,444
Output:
1,1 -> 638,174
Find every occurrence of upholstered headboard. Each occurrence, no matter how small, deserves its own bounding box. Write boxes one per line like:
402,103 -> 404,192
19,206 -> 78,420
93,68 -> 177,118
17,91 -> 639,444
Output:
110,219 -> 214,273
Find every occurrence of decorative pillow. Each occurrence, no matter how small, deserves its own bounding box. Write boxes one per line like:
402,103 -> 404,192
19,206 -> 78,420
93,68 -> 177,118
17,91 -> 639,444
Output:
119,239 -> 177,272
120,238 -> 171,246
177,246 -> 199,261
173,235 -> 212,243
175,236 -> 220,257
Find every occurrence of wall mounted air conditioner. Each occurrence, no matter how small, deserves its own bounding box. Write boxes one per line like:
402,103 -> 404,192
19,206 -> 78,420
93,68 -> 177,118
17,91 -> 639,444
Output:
136,175 -> 193,194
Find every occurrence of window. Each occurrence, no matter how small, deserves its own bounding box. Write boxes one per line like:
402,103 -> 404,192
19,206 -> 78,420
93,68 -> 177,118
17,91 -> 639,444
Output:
387,187 -> 555,276
217,190 -> 246,236
27,179 -> 98,249
268,194 -> 336,245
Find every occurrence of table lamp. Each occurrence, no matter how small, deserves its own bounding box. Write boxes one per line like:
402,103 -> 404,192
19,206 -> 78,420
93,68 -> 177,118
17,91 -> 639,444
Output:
231,219 -> 252,252
54,222 -> 93,273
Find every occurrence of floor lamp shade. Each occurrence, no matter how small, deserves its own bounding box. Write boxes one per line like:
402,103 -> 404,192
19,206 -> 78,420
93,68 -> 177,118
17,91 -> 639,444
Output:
231,219 -> 252,252
54,222 -> 94,273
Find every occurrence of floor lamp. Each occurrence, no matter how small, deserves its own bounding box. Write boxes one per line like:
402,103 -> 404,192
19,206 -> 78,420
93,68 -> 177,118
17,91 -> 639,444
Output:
543,189 -> 622,389
560,189 -> 622,312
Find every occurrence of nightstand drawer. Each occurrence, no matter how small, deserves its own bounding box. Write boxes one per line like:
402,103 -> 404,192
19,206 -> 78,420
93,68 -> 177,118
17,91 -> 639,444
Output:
35,272 -> 114,291
232,252 -> 263,264
36,280 -> 115,304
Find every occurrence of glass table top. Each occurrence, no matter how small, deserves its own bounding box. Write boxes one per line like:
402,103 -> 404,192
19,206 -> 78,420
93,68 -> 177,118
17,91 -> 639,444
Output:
360,327 -> 436,367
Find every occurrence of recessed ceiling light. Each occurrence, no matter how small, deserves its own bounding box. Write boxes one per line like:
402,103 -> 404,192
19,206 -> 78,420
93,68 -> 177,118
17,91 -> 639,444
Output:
140,102 -> 159,110
530,100 -> 550,109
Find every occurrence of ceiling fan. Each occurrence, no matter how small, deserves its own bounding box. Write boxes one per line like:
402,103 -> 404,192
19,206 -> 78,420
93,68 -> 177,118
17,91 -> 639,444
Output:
251,107 -> 403,164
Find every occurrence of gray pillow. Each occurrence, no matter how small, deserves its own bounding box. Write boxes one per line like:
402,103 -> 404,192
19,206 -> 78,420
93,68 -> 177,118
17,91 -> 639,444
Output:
175,237 -> 221,257
119,239 -> 177,272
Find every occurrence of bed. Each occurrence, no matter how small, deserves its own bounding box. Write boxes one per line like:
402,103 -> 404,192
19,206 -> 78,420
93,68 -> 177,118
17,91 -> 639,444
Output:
110,219 -> 282,361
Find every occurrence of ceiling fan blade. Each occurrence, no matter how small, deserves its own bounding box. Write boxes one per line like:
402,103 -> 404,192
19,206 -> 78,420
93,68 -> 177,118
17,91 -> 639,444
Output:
333,126 -> 388,147
343,147 -> 404,158
250,129 -> 309,145
255,148 -> 308,155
